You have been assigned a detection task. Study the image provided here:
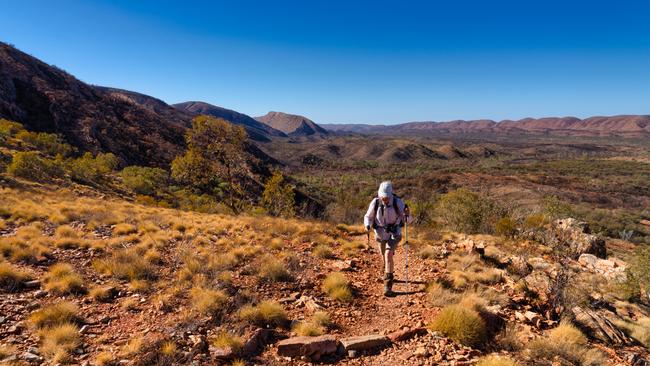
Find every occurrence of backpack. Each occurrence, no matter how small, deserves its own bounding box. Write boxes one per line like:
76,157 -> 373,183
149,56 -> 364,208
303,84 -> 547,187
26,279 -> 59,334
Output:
371,194 -> 407,229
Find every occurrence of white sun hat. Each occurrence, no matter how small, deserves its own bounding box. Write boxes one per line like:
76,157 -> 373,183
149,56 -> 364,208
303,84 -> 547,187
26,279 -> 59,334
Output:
378,181 -> 393,198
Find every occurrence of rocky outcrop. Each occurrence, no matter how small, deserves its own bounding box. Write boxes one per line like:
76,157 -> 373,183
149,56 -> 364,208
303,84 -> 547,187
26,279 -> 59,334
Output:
571,307 -> 631,345
339,334 -> 391,351
578,254 -> 627,281
552,219 -> 606,258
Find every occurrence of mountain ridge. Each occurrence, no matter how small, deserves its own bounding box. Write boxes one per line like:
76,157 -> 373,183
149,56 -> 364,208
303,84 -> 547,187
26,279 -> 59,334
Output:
255,111 -> 329,136
322,115 -> 650,136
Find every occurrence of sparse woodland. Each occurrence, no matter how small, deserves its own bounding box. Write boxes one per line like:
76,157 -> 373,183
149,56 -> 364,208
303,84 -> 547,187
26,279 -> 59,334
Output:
1,114 -> 650,366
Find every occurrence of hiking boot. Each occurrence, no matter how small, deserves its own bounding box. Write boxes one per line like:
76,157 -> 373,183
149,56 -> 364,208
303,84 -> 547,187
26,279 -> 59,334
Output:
383,273 -> 395,297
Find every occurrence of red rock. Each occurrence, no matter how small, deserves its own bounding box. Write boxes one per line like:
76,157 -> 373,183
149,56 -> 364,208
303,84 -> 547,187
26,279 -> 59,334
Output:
388,327 -> 427,342
277,335 -> 338,358
340,334 -> 391,351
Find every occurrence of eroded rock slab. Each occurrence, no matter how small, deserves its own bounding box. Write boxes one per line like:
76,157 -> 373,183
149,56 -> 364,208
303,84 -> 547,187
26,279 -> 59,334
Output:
277,335 -> 338,358
340,334 -> 391,351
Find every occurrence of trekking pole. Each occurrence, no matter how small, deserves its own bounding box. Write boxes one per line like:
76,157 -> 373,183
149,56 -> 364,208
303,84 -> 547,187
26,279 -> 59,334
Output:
404,219 -> 409,293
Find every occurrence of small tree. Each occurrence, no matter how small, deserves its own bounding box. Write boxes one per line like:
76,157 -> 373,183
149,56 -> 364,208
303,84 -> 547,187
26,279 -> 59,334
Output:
438,189 -> 495,234
262,171 -> 295,218
121,166 -> 168,196
68,152 -> 118,184
171,116 -> 248,213
7,151 -> 64,181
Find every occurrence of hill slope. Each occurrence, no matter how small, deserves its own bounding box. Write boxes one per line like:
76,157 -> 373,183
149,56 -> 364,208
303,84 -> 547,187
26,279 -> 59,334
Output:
255,111 -> 329,136
173,101 -> 287,141
0,42 -> 189,166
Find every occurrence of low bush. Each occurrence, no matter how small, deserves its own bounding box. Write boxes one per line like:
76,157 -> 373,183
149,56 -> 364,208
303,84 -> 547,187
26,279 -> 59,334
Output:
437,189 -> 502,234
67,152 -> 118,184
7,151 -> 65,182
429,305 -> 487,347
121,166 -> 168,196
239,300 -> 287,327
322,272 -> 353,302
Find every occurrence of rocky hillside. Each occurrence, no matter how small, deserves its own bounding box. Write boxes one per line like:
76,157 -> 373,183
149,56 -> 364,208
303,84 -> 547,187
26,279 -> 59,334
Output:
323,115 -> 650,137
173,102 -> 287,142
0,181 -> 648,365
255,111 -> 329,137
0,43 -> 290,168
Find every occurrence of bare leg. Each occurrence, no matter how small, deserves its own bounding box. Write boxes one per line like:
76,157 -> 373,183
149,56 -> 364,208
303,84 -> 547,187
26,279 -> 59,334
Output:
385,249 -> 395,274
377,241 -> 386,270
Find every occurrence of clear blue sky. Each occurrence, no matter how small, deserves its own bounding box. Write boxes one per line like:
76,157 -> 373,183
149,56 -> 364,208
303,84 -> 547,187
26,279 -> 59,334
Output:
2,0 -> 649,124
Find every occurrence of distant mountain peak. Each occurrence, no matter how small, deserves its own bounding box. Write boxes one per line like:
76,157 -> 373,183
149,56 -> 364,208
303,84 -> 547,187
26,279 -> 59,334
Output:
256,111 -> 329,136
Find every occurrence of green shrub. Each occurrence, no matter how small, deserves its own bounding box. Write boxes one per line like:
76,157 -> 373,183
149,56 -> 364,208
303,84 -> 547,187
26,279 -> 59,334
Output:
15,131 -> 73,156
0,119 -> 24,137
437,189 -> 500,234
121,166 -> 168,195
7,152 -> 65,181
429,304 -> 487,347
261,171 -> 296,218
495,217 -> 517,237
68,152 -> 118,183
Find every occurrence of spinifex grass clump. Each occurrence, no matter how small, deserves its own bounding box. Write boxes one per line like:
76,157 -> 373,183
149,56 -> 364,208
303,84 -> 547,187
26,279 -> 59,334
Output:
239,300 -> 288,327
190,287 -> 228,315
322,272 -> 353,302
0,261 -> 30,292
28,301 -> 81,329
44,263 -> 86,295
258,255 -> 291,282
429,304 -> 487,347
528,321 -> 604,365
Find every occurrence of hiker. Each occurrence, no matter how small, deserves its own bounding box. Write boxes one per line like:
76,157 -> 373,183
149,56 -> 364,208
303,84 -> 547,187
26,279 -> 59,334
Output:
364,181 -> 411,296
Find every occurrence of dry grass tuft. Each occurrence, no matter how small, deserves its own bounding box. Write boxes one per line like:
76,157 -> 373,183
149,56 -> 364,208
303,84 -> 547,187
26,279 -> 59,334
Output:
430,304 -> 487,347
94,351 -> 115,366
113,223 -> 137,236
93,248 -> 156,281
89,285 -> 118,302
312,244 -> 335,259
476,354 -> 518,366
161,341 -> 177,357
121,336 -> 143,357
44,263 -> 86,295
258,255 -> 291,282
39,323 -> 81,363
292,321 -> 323,336
29,301 -> 80,329
426,282 -> 460,307
419,245 -> 442,259
528,321 -> 598,365
614,317 -> 650,348
311,311 -> 333,328
0,261 -> 31,292
322,272 -> 353,302
0,344 -> 16,360
231,359 -> 246,366
190,287 -> 228,315
211,331 -> 243,351
239,300 -> 288,327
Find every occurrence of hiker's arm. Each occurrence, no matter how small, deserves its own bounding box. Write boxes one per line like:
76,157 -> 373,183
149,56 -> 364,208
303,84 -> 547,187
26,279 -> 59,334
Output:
363,199 -> 376,230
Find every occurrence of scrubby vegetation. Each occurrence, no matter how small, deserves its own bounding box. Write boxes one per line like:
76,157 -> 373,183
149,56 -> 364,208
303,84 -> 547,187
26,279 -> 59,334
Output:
322,272 -> 353,302
430,304 -> 487,347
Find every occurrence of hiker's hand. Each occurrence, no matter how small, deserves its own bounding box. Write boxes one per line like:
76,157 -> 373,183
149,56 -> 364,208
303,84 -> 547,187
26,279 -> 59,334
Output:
404,206 -> 410,217
365,225 -> 371,232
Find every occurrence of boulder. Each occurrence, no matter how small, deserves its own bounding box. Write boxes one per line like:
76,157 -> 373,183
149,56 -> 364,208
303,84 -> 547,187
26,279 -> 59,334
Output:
578,254 -> 627,281
571,307 -> 631,345
523,270 -> 554,302
339,334 -> 391,351
277,335 -> 338,358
